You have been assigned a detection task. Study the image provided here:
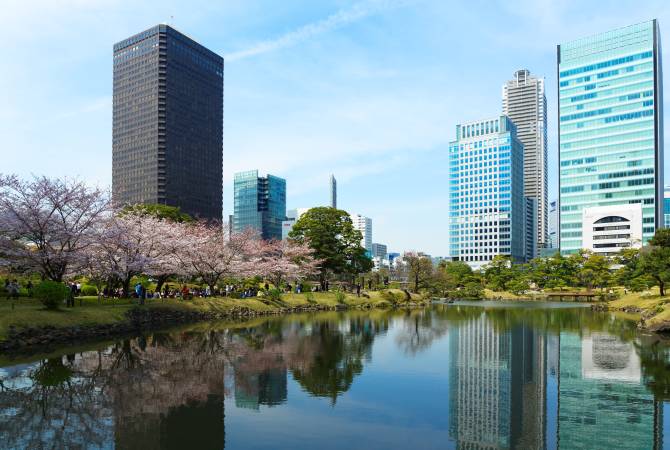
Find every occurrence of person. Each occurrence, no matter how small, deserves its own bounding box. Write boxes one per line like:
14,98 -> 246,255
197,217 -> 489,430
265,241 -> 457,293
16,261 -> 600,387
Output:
134,283 -> 142,299
8,280 -> 20,301
4,279 -> 10,300
181,285 -> 189,300
264,282 -> 270,291
356,283 -> 361,297
68,282 -> 76,307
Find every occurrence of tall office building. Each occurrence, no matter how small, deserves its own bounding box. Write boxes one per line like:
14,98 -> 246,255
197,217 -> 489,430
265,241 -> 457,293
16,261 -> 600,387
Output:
112,25 -> 224,220
548,200 -> 559,249
664,187 -> 670,227
371,243 -> 388,260
503,69 -> 548,255
448,115 -> 525,270
558,20 -> 663,254
330,175 -> 337,209
351,214 -> 372,254
233,170 -> 286,240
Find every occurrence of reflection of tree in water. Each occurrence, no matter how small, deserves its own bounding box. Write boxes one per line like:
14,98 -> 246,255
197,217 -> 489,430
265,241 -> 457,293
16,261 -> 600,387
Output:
395,309 -> 449,355
636,336 -> 670,401
0,311 -> 393,446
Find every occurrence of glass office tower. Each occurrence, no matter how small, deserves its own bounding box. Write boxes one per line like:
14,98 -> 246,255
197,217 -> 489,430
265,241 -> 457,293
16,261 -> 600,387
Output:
558,20 -> 663,254
112,25 -> 224,221
233,170 -> 286,240
448,115 -> 525,270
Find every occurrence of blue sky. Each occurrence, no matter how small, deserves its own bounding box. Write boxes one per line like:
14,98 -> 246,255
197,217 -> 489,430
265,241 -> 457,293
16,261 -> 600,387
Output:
2,0 -> 670,255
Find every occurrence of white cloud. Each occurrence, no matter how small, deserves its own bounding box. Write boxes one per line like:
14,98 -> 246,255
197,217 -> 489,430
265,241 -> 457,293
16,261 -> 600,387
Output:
226,0 -> 414,61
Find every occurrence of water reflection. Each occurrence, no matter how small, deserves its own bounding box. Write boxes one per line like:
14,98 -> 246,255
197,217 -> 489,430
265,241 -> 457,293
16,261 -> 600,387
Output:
0,305 -> 668,449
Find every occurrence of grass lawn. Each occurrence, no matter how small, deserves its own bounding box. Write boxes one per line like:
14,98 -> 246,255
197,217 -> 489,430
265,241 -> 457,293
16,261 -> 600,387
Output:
0,289 -> 427,342
606,287 -> 670,329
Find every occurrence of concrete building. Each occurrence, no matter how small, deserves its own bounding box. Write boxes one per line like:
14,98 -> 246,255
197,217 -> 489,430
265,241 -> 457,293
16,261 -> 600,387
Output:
112,25 -> 223,220
351,214 -> 372,254
281,208 -> 311,240
330,175 -> 337,209
524,197 -> 538,262
233,171 -> 286,240
664,187 -> 670,227
503,69 -> 548,254
371,243 -> 388,260
448,115 -> 525,270
558,20 -> 664,254
581,204 -> 643,255
548,199 -> 559,249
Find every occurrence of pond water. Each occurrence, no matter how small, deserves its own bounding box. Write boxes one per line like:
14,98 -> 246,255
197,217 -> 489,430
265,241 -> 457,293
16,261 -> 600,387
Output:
1,302 -> 670,450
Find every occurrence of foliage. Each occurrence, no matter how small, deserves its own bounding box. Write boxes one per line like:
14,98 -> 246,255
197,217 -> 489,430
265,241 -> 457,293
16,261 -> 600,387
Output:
335,290 -> 346,305
80,285 -> 98,296
266,288 -> 282,303
33,281 -> 69,310
288,207 -> 373,285
120,203 -> 194,223
403,252 -> 434,293
637,229 -> 670,296
304,292 -> 316,304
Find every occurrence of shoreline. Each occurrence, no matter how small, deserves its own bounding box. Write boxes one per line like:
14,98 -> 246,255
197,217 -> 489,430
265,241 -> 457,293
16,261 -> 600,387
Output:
0,292 -> 428,355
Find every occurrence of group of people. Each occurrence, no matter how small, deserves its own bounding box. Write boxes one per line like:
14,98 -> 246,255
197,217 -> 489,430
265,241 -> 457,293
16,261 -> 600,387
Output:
3,279 -> 26,300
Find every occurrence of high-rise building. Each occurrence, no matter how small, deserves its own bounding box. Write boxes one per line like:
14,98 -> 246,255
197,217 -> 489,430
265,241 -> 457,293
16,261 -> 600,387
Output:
664,187 -> 670,227
330,175 -> 337,209
558,20 -> 663,254
233,170 -> 286,240
351,214 -> 372,254
371,243 -> 388,260
112,25 -> 224,220
448,115 -> 525,270
548,199 -> 559,249
524,197 -> 538,261
503,69 -> 548,255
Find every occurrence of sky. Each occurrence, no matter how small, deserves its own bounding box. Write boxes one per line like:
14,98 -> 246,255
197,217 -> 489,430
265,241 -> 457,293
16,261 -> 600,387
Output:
2,0 -> 670,256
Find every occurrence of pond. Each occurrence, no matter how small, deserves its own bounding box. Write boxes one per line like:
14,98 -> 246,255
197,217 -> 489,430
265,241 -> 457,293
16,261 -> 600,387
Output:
1,302 -> 669,449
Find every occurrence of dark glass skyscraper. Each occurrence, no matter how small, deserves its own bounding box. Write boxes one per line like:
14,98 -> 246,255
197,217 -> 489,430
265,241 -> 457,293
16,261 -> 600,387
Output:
112,24 -> 223,220
233,170 -> 286,240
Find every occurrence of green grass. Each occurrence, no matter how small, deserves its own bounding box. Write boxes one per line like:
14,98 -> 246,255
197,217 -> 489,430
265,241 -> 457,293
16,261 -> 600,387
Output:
0,289 -> 428,342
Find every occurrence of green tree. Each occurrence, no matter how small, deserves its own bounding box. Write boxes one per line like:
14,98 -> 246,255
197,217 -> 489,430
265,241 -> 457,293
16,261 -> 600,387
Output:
288,207 -> 372,288
404,253 -> 434,293
120,203 -> 194,223
638,229 -> 670,296
579,252 -> 612,291
483,256 -> 516,291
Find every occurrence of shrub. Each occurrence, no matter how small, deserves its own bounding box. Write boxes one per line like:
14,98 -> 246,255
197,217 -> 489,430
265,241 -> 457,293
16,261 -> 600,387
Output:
34,281 -> 68,310
335,291 -> 346,305
267,288 -> 283,302
305,292 -> 316,304
80,285 -> 98,296
381,290 -> 402,305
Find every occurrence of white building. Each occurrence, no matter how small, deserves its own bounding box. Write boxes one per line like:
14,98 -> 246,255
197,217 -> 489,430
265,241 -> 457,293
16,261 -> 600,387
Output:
351,213 -> 372,254
282,208 -> 311,240
581,204 -> 643,255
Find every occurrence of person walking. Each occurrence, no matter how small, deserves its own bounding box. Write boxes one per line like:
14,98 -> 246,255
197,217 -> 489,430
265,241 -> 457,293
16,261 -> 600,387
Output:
67,282 -> 76,307
356,283 -> 361,297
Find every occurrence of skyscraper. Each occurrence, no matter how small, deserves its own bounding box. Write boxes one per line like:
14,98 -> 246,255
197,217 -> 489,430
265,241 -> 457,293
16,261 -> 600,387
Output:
112,24 -> 224,220
503,69 -> 548,255
233,170 -> 286,240
351,214 -> 372,254
548,200 -> 559,249
448,115 -> 525,270
330,174 -> 337,209
558,20 -> 663,254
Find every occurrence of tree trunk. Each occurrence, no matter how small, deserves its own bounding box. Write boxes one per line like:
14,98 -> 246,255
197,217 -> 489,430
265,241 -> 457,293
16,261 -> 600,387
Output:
660,280 -> 665,296
123,276 -> 131,298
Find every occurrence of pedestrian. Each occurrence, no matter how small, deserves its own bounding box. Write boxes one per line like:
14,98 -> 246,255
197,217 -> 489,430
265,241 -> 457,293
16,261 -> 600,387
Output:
4,279 -> 10,300
264,282 -> 269,291
356,283 -> 361,297
68,282 -> 76,307
9,280 -> 20,301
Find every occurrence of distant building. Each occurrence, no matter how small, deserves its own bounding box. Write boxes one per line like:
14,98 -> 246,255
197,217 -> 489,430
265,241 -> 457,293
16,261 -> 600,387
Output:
330,175 -> 337,209
233,170 -> 286,240
558,20 -> 664,254
282,208 -> 311,240
351,214 -> 372,254
664,187 -> 670,227
548,200 -> 559,249
448,115 -> 525,270
525,197 -> 538,261
112,24 -> 223,220
371,243 -> 388,260
581,204 -> 643,255
503,69 -> 548,252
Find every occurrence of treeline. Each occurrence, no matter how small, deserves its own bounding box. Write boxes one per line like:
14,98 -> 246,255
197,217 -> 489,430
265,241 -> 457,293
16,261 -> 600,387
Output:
401,228 -> 670,298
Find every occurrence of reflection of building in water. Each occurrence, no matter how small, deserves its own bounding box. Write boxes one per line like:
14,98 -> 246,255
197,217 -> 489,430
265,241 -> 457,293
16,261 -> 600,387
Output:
448,317 -> 547,449
557,332 -> 662,450
234,368 -> 288,410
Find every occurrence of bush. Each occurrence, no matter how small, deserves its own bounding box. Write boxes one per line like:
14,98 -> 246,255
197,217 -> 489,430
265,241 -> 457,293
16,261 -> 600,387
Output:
305,292 -> 316,304
34,281 -> 69,310
335,291 -> 346,305
267,288 -> 283,302
80,284 -> 98,296
381,290 -> 403,305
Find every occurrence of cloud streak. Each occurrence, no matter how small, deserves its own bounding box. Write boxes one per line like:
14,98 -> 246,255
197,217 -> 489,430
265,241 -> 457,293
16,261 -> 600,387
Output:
226,0 -> 413,61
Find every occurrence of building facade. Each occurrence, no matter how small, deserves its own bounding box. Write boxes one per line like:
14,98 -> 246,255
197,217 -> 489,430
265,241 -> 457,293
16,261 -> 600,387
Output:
112,24 -> 224,220
664,187 -> 670,227
581,204 -> 643,255
558,20 -> 664,254
330,175 -> 337,209
233,171 -> 286,240
371,243 -> 388,260
548,199 -> 559,249
448,115 -> 525,270
351,214 -> 373,254
503,69 -> 548,255
524,197 -> 538,262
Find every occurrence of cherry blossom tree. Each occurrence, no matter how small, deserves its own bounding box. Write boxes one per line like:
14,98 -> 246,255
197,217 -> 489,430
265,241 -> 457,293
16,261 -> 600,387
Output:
255,239 -> 321,288
0,175 -> 109,281
178,222 -> 257,292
